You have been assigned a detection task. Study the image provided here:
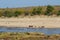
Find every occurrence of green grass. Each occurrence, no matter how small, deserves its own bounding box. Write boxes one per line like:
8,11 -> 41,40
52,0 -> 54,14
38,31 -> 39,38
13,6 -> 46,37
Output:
0,32 -> 60,40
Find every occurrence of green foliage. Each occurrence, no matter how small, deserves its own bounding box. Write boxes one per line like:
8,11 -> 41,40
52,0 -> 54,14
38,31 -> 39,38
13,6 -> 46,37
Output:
36,7 -> 42,15
14,11 -> 21,17
57,10 -> 60,16
45,5 -> 54,16
0,6 -> 60,17
32,7 -> 42,16
3,11 -> 13,17
3,10 -> 21,17
0,11 -> 3,17
32,8 -> 37,15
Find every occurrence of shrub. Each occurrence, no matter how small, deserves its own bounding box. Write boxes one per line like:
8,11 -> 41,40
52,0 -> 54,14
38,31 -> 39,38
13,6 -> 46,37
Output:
32,8 -> 37,15
57,10 -> 60,16
36,7 -> 42,15
14,11 -> 21,17
3,11 -> 13,17
45,5 -> 54,16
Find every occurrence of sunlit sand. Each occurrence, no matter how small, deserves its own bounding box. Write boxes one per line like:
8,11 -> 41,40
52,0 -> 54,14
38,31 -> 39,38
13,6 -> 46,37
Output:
0,16 -> 60,28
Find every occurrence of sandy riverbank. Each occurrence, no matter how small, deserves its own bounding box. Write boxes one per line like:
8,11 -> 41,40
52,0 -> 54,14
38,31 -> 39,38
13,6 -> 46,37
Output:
0,16 -> 60,28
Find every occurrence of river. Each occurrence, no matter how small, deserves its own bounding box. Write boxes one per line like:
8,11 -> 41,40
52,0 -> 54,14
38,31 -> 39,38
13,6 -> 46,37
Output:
0,27 -> 60,35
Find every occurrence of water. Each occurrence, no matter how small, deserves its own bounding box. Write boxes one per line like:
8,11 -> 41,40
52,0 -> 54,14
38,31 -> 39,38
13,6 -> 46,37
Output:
0,27 -> 60,35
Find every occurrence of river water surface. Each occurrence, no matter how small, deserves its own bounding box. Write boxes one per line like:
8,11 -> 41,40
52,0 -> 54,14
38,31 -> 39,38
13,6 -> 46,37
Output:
0,27 -> 60,35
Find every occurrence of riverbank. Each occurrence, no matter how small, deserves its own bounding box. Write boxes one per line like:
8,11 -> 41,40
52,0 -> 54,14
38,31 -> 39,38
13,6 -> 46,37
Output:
0,32 -> 60,40
0,16 -> 60,28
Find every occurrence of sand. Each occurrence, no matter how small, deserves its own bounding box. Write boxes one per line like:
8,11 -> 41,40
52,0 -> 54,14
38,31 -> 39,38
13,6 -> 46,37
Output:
0,16 -> 60,28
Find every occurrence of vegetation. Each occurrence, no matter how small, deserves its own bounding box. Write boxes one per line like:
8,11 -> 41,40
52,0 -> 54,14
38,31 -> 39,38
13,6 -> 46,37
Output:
0,32 -> 60,40
31,7 -> 42,16
45,5 -> 54,16
36,7 -> 42,15
24,11 -> 30,16
14,11 -> 21,17
57,10 -> 60,16
3,11 -> 13,17
32,8 -> 37,15
0,5 -> 60,17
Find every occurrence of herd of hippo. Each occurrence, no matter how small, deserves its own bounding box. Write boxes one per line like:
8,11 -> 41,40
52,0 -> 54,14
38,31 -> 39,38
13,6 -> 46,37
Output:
29,25 -> 45,28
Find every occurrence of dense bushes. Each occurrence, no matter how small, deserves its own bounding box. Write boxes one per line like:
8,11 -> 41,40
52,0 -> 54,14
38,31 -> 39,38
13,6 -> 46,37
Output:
57,10 -> 60,16
2,11 -> 21,17
32,8 -> 37,15
14,11 -> 21,17
36,7 -> 42,15
3,11 -> 13,17
32,7 -> 42,15
0,5 -> 60,17
45,5 -> 54,16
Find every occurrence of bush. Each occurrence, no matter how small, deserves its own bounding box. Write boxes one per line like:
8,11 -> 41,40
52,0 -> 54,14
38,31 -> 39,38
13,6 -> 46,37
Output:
32,8 -> 37,15
3,11 -> 13,17
14,11 -> 21,17
36,7 -> 42,15
57,10 -> 60,16
45,5 -> 54,16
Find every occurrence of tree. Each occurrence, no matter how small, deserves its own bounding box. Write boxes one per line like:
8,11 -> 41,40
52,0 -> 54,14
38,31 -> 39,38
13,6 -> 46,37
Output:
45,5 -> 54,16
31,7 -> 42,16
57,10 -> 60,16
36,7 -> 42,15
31,8 -> 37,16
